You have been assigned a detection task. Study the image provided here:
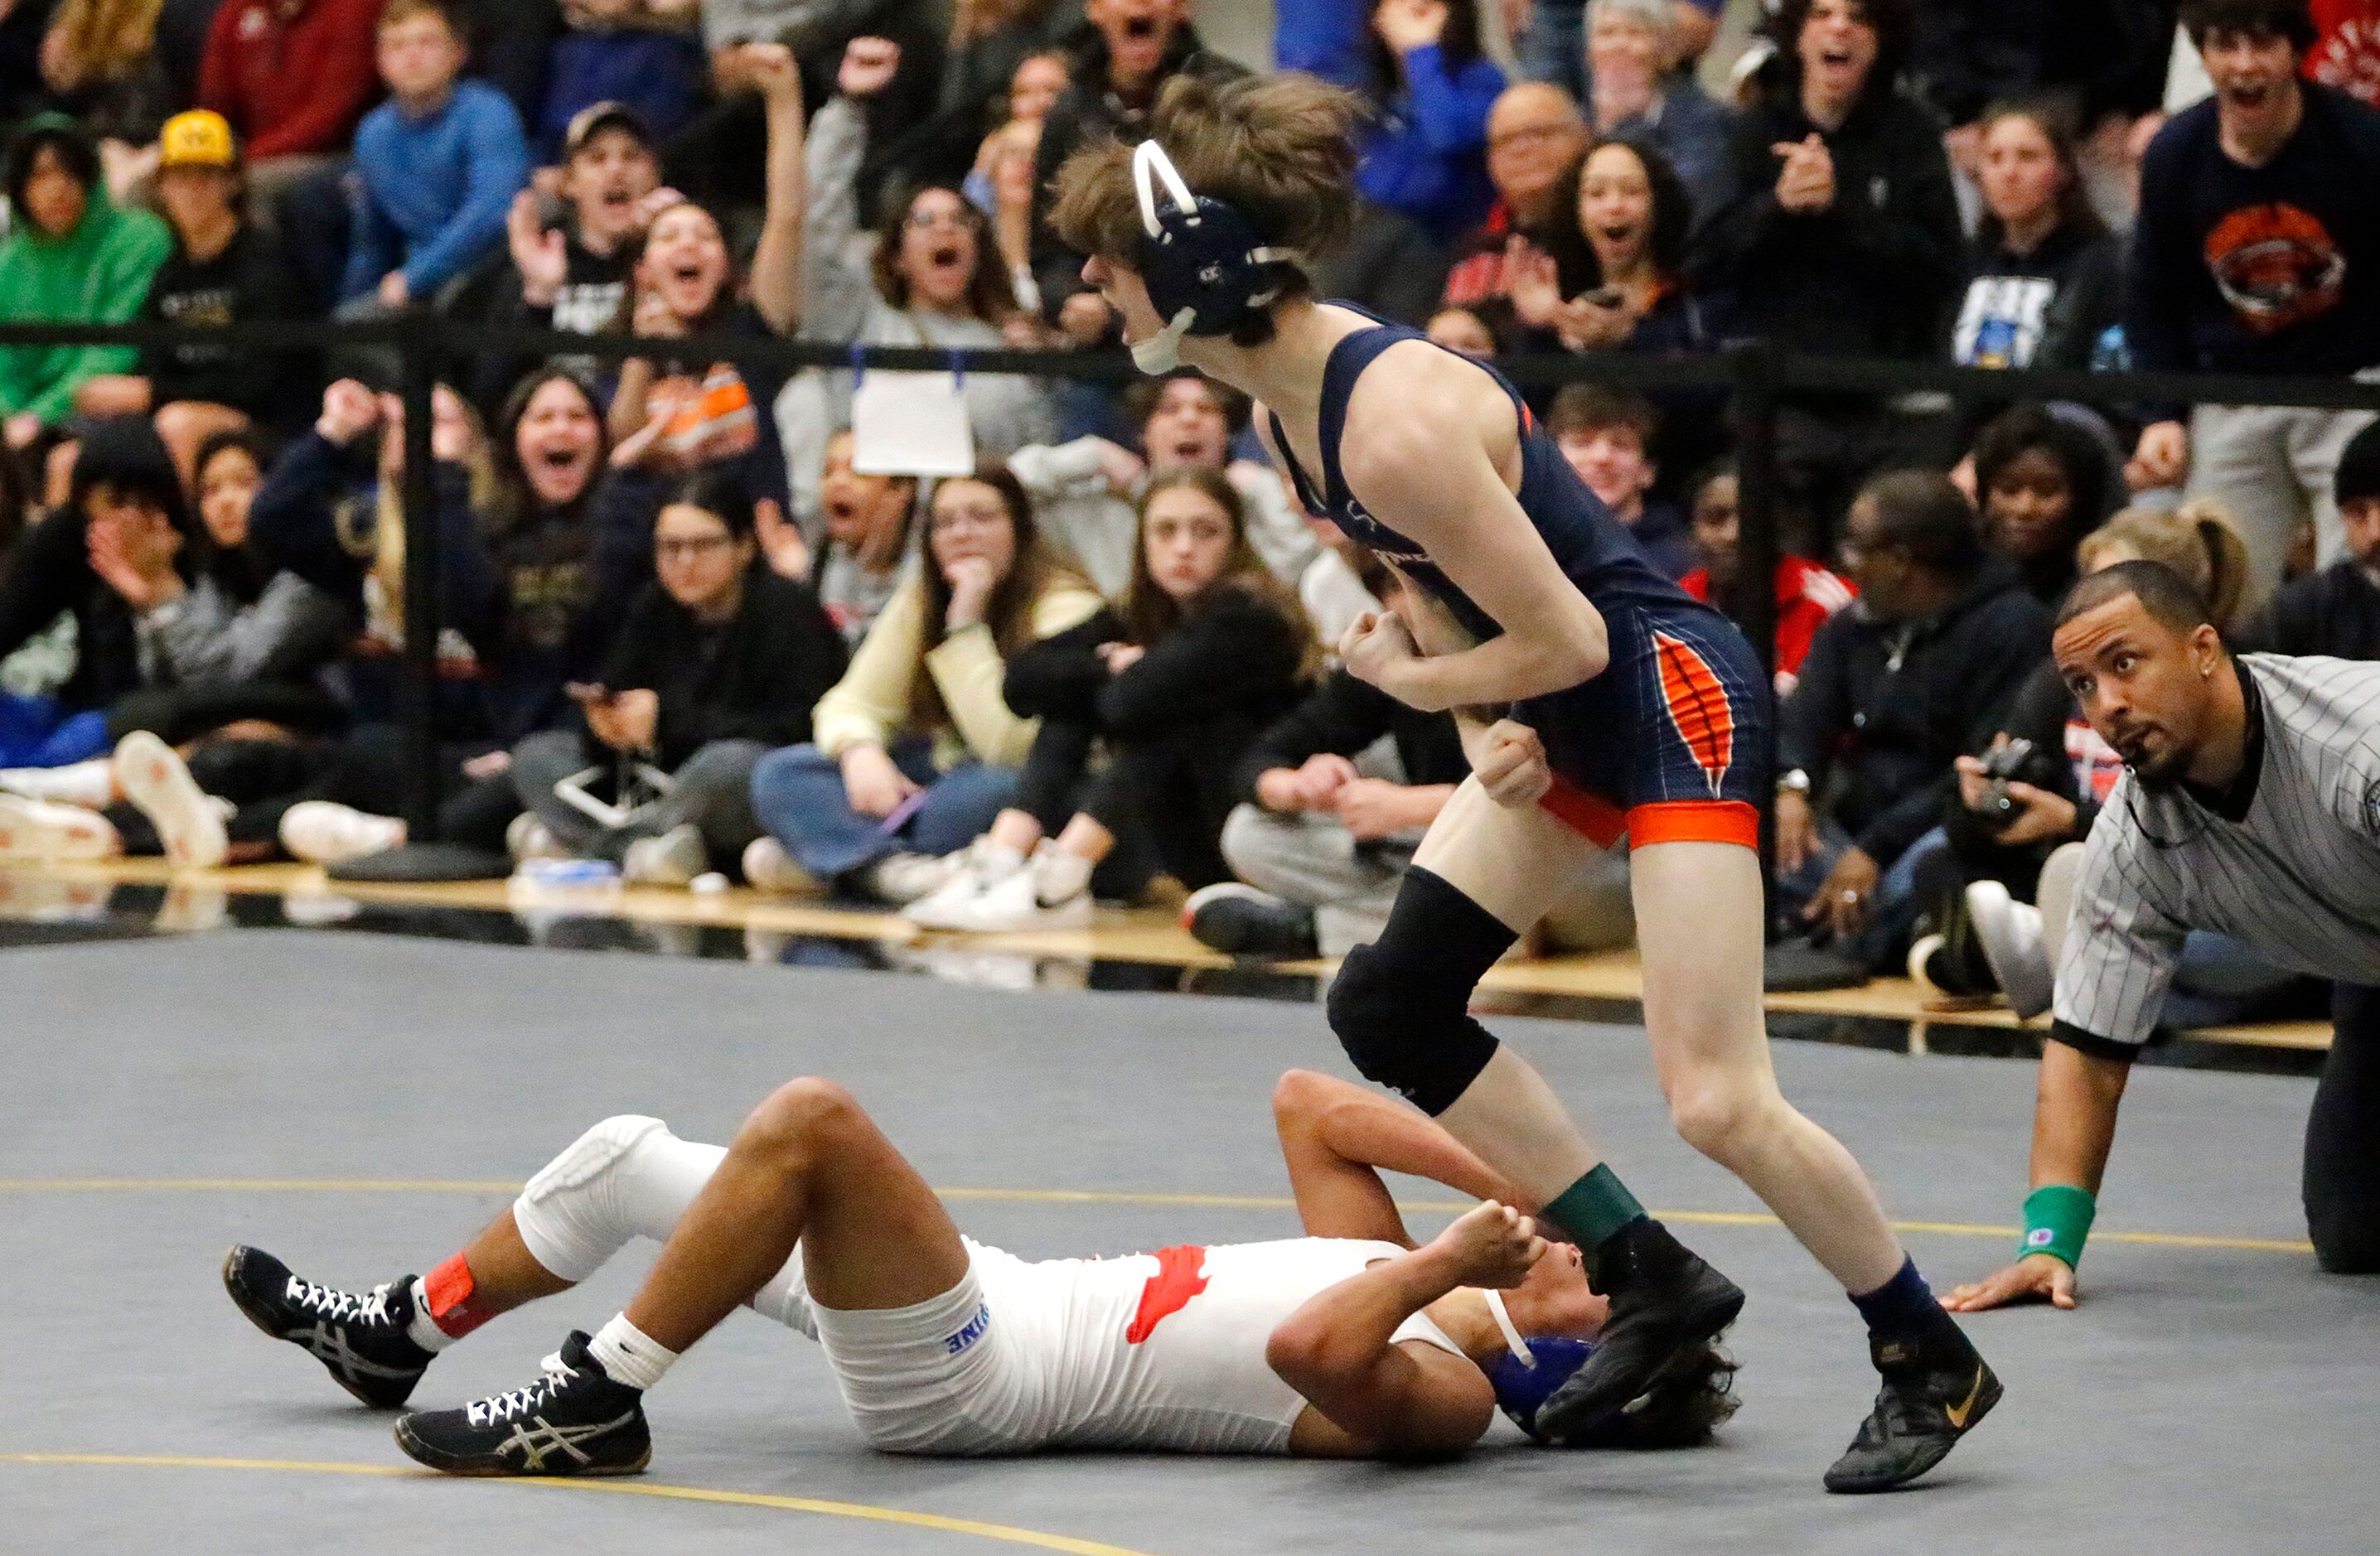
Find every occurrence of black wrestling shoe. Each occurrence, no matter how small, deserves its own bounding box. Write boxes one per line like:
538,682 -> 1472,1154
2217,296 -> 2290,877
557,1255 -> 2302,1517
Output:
1534,1232 -> 1745,1442
394,1331 -> 651,1477
221,1244 -> 435,1409
1823,1333 -> 2002,1493
1183,884 -> 1318,959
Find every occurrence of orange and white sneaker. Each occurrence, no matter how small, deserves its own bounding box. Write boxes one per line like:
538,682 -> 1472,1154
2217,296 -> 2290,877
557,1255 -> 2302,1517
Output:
0,793 -> 121,861
113,730 -> 227,869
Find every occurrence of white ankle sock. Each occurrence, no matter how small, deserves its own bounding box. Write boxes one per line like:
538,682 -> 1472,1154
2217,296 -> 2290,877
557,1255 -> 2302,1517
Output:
587,1313 -> 677,1391
977,841 -> 1027,882
405,1278 -> 458,1353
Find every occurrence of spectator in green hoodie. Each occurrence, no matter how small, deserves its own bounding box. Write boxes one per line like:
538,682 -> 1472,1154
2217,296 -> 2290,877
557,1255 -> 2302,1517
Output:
0,114 -> 173,453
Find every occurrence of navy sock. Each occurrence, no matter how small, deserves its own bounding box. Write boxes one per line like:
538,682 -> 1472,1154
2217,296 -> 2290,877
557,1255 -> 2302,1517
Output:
1848,1257 -> 1942,1341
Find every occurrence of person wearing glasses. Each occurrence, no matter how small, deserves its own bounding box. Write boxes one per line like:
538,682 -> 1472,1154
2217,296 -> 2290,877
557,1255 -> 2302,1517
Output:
495,469 -> 848,887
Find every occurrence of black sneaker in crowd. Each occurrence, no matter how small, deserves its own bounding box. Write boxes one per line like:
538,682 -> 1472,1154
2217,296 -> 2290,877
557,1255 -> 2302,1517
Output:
221,1244 -> 436,1409
1824,1333 -> 2002,1493
1534,1235 -> 1745,1442
1183,884 -> 1318,959
394,1330 -> 651,1478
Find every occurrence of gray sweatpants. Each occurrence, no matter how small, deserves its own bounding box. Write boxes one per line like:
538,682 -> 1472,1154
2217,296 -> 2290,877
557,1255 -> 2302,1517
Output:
1220,804 -> 1637,958
2188,399 -> 2378,616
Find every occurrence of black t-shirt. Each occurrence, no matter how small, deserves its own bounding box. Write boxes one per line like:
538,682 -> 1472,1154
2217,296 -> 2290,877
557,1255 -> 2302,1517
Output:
140,224 -> 298,418
1949,220 -> 2122,371
2128,85 -> 2380,378
546,232 -> 635,340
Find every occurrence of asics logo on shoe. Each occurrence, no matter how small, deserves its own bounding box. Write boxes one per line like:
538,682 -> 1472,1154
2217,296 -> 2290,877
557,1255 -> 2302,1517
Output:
496,1411 -> 641,1472
297,1321 -> 423,1384
1942,1365 -> 1986,1429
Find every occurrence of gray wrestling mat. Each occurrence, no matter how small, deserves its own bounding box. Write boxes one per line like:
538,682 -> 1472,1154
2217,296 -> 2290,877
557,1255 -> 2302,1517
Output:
5,930 -> 2374,1554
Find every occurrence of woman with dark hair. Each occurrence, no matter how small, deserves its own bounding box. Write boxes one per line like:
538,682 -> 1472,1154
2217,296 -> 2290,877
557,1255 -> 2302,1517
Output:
745,461 -> 1104,903
0,114 -> 172,451
1947,100 -> 2121,374
1506,135 -> 1715,358
1969,403 -> 2118,606
448,367 -> 655,758
779,36 -> 1056,517
1352,0 -> 1507,245
905,466 -> 1317,930
476,468 -> 849,886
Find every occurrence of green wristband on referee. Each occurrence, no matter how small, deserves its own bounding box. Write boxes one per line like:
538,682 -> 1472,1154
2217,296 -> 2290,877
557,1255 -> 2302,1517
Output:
2020,1185 -> 2097,1268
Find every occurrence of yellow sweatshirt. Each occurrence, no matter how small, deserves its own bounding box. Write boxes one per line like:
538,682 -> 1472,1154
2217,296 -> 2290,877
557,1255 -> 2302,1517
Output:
810,570 -> 1105,768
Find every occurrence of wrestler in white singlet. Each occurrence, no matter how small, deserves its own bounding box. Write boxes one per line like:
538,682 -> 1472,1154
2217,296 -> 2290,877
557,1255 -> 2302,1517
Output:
510,1119 -> 1467,1457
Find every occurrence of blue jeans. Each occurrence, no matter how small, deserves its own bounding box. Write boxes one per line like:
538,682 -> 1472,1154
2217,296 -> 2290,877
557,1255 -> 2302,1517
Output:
0,693 -> 108,768
749,737 -> 1018,882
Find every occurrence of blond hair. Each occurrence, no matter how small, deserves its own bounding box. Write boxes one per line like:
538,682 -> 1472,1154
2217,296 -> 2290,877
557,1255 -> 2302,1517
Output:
2076,497 -> 2251,629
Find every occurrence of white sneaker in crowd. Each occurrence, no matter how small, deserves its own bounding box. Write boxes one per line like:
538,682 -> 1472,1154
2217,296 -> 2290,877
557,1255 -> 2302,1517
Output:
113,731 -> 226,869
0,756 -> 115,808
1966,879 -> 2052,1018
863,850 -> 965,906
902,838 -> 1026,928
506,811 -> 569,863
622,824 -> 708,887
278,801 -> 407,864
741,835 -> 820,895
918,843 -> 1093,933
0,793 -> 121,861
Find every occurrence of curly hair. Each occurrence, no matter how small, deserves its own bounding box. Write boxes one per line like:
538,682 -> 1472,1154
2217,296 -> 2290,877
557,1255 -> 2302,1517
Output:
1536,133 -> 1694,292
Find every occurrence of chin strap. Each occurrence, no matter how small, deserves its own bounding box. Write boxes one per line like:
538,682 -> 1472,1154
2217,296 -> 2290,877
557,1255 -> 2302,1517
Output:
1481,1287 -> 1533,1365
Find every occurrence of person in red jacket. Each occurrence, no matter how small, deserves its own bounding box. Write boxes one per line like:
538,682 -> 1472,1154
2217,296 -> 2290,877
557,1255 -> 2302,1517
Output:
197,0 -> 384,197
1677,460 -> 1856,696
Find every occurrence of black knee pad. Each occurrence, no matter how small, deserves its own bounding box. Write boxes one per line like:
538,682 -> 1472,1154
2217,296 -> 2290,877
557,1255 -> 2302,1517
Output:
1326,868 -> 1514,1115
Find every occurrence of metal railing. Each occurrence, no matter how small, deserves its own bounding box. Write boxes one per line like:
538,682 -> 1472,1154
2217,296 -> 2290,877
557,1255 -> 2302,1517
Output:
5,314 -> 2374,881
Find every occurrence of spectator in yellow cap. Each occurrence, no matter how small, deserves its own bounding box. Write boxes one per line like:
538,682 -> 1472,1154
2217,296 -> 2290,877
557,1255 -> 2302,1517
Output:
74,109 -> 302,479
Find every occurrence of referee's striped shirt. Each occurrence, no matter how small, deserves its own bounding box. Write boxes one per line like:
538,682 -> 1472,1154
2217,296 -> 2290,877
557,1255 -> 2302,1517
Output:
2053,654 -> 2380,1057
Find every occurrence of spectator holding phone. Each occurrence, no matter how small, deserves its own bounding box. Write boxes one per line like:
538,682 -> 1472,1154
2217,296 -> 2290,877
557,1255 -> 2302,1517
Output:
503,469 -> 847,886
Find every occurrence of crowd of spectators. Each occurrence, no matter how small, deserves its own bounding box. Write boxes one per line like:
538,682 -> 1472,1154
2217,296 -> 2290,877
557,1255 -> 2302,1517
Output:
0,0 -> 2374,997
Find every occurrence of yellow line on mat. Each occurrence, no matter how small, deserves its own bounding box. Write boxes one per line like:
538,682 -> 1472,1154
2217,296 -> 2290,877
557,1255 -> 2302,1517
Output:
0,1454 -> 1156,1555
0,1177 -> 2314,1253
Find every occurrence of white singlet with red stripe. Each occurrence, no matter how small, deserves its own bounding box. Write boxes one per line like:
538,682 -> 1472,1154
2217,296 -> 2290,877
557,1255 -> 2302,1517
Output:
802,1235 -> 1468,1457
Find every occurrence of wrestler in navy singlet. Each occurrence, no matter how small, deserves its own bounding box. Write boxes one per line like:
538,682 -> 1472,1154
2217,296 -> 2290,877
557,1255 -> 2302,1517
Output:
1270,308 -> 1768,847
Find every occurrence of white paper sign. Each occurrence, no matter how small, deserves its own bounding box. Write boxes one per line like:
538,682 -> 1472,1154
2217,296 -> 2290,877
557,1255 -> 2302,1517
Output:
851,370 -> 975,476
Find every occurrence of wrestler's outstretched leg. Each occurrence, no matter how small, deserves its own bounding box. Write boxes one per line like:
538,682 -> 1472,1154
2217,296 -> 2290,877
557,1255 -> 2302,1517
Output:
1628,840 -> 1998,1491
390,1079 -> 970,1476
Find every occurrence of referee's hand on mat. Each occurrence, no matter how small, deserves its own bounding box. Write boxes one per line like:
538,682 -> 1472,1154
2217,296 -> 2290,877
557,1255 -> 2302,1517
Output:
1939,1252 -> 2078,1312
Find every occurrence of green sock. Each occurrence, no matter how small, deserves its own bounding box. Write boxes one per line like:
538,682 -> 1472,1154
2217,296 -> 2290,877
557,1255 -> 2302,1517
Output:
1540,1163 -> 1646,1249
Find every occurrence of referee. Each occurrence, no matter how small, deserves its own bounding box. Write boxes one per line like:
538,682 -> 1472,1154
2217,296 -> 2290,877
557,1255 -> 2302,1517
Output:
1946,560 -> 2380,1312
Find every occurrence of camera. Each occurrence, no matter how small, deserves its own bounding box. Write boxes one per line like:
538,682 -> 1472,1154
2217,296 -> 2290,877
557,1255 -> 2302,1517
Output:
1975,737 -> 2038,820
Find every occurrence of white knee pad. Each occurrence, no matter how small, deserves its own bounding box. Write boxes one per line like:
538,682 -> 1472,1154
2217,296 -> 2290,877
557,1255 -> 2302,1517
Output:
510,1113 -> 816,1336
514,1114 -> 685,1283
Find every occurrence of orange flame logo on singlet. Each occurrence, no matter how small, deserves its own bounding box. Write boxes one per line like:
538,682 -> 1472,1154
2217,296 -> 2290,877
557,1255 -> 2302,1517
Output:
1652,631 -> 1734,798
1125,1245 -> 1211,1344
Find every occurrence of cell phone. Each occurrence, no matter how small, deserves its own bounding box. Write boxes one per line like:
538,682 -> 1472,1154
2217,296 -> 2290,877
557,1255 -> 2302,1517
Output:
566,682 -> 614,707
1581,287 -> 1626,308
